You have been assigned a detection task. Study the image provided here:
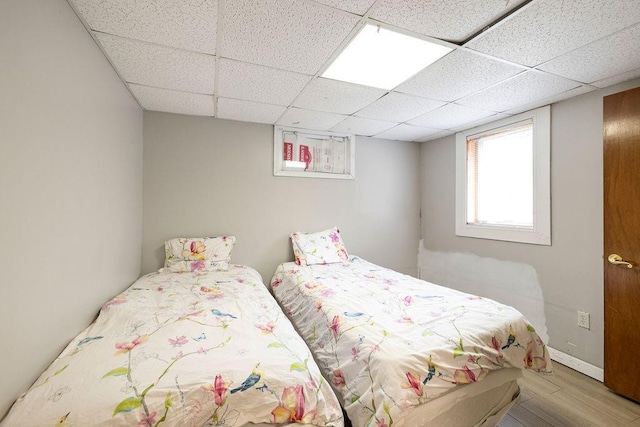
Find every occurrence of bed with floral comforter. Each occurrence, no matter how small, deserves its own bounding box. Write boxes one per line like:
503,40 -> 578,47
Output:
271,257 -> 551,427
2,266 -> 343,426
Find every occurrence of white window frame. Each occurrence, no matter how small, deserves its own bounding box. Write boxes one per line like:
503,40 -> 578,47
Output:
273,126 -> 355,180
455,105 -> 551,245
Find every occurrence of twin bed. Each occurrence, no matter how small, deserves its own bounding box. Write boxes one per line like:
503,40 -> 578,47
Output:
2,237 -> 343,426
2,231 -> 550,426
271,258 -> 546,426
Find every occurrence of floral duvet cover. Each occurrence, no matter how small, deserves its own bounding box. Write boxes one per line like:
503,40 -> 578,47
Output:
271,257 -> 551,427
2,266 -> 343,427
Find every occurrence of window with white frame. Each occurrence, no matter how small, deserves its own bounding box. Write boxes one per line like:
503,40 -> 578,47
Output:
455,106 -> 550,245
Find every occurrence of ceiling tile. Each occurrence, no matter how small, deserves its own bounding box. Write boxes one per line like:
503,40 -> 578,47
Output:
220,0 -> 359,75
217,98 -> 286,124
374,123 -> 440,141
293,78 -> 386,114
456,71 -> 580,112
311,0 -> 376,15
277,107 -> 348,130
95,33 -> 215,94
504,85 -> 595,115
395,50 -> 525,102
354,92 -> 445,122
537,24 -> 640,84
416,130 -> 456,142
592,67 -> 640,89
416,130 -> 455,142
218,59 -> 312,106
449,112 -> 512,132
331,116 -> 398,136
129,84 -> 214,116
466,0 -> 640,67
369,0 -> 527,43
69,0 -> 218,54
407,103 -> 496,129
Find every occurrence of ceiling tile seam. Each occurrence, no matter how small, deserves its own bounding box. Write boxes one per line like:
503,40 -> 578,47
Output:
443,117 -> 503,132
500,88 -> 595,116
364,17 -> 460,51
272,3 -> 430,126
373,122 -> 436,136
217,57 -> 314,78
297,0 -> 369,19
347,98 -> 506,130
530,86 -> 594,107
353,110 -> 426,125
590,75 -> 639,90
446,69 -> 582,114
455,45 -> 532,72
532,21 -> 640,75
460,0 -> 540,48
65,0 -> 146,111
128,83 -> 216,98
528,69 -> 592,86
524,67 -> 585,88
69,2 -> 632,134
363,0 -> 383,17
333,114 -> 400,130
445,101 -> 504,115
91,30 -> 217,58
418,70 -> 530,112
418,131 -> 455,142
351,102 -> 447,130
219,96 -> 292,110
317,18 -> 541,114
289,17 -> 464,128
409,122 -> 447,132
120,73 -> 213,95
375,89 -> 451,105
590,69 -> 640,88
273,12 -> 373,125
213,0 -> 225,118
391,87 -> 458,104
458,0 -> 536,46
271,8 -> 470,128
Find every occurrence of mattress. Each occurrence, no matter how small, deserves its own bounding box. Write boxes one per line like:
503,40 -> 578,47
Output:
2,265 -> 343,426
271,257 -> 550,427
402,368 -> 522,426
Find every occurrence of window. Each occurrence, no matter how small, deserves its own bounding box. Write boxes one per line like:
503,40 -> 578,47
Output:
273,126 -> 355,179
455,106 -> 550,245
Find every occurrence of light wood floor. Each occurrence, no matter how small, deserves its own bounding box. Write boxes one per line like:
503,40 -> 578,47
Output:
499,362 -> 640,426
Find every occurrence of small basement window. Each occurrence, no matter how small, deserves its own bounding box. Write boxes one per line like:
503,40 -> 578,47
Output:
455,106 -> 550,245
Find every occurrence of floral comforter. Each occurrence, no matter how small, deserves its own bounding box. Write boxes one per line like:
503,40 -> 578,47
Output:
271,257 -> 551,427
2,266 -> 343,427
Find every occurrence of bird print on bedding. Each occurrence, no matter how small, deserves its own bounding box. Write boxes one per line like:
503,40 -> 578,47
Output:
230,363 -> 262,393
271,256 -> 551,427
211,308 -> 237,319
1,266 -> 344,426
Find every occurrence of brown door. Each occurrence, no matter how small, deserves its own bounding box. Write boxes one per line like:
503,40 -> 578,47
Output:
603,86 -> 640,402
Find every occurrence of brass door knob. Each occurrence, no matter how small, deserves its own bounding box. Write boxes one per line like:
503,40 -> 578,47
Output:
608,254 -> 634,268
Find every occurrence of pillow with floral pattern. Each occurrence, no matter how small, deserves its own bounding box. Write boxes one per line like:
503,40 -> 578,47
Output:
164,236 -> 236,272
291,227 -> 349,266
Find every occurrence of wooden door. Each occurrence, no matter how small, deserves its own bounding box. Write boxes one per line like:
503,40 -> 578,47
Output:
604,86 -> 640,402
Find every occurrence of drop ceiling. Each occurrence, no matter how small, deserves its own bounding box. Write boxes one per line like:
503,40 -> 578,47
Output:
68,0 -> 640,142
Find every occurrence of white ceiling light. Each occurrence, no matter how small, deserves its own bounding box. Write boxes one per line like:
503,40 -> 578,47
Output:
322,24 -> 453,90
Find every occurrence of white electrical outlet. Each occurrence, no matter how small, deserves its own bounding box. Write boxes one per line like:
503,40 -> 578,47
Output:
577,311 -> 590,329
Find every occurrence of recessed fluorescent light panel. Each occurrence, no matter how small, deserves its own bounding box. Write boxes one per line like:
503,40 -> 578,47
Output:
322,24 -> 452,90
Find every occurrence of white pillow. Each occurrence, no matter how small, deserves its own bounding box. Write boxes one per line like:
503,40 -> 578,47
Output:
291,227 -> 349,266
164,236 -> 236,272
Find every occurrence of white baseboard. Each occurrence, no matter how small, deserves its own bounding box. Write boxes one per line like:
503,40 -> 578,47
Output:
547,347 -> 604,382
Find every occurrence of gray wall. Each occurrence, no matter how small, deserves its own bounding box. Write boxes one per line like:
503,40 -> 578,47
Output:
420,78 -> 640,368
0,0 -> 143,418
143,112 -> 421,282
